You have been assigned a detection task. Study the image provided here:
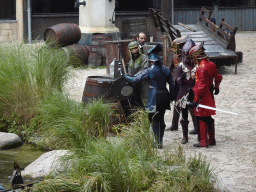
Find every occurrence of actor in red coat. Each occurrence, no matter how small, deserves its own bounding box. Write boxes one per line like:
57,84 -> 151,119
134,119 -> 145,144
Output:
187,42 -> 222,147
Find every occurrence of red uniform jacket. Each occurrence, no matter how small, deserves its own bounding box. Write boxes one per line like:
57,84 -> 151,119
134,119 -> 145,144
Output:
192,59 -> 222,117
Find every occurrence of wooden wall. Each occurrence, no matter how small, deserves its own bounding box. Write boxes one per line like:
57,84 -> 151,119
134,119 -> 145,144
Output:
29,6 -> 256,41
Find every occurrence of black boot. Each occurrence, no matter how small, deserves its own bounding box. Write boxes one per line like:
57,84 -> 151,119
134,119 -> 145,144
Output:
208,117 -> 216,146
189,108 -> 199,134
165,107 -> 180,131
180,119 -> 189,144
152,122 -> 162,149
158,123 -> 166,149
193,143 -> 208,148
166,124 -> 178,131
189,128 -> 198,134
158,137 -> 163,149
153,136 -> 163,149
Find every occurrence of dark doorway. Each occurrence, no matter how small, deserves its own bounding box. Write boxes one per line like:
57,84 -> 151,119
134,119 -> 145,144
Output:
0,0 -> 16,20
32,0 -> 78,14
116,0 -> 154,11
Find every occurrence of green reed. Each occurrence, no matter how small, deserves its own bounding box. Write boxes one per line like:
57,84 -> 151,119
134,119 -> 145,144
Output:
0,42 -> 70,131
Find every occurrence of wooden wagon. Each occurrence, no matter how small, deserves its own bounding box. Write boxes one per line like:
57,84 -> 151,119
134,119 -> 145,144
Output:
149,7 -> 243,74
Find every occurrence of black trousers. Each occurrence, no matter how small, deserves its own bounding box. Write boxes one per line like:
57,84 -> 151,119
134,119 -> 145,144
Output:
149,108 -> 166,143
181,107 -> 189,120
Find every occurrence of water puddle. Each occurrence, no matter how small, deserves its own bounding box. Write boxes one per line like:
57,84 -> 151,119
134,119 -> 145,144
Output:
0,144 -> 45,190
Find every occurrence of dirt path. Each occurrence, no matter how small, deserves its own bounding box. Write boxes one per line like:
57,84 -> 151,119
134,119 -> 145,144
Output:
64,31 -> 256,192
164,31 -> 256,192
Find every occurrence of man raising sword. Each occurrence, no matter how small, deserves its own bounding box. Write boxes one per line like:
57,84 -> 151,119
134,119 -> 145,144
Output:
187,42 -> 222,148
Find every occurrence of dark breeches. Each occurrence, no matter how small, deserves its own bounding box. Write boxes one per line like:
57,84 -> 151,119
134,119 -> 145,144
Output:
149,109 -> 166,142
181,107 -> 189,120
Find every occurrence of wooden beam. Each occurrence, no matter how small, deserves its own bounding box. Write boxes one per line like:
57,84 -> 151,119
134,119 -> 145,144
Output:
149,8 -> 159,29
200,6 -> 213,20
178,22 -> 196,32
155,12 -> 165,33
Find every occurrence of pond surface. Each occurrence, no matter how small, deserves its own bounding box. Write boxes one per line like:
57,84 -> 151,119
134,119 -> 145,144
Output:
0,144 -> 45,190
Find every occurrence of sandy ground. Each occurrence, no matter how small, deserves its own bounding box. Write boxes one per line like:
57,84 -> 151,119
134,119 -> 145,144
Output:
163,31 -> 256,192
64,31 -> 256,192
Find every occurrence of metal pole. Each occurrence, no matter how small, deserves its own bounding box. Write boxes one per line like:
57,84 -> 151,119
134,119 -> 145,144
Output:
171,0 -> 174,25
27,0 -> 32,44
214,4 -> 219,25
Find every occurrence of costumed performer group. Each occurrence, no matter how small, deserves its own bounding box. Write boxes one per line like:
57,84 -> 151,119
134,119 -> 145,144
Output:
123,34 -> 222,149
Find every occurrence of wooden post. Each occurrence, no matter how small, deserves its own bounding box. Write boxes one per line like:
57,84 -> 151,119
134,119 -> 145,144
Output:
214,5 -> 219,25
16,0 -> 24,41
161,0 -> 173,24
163,35 -> 168,66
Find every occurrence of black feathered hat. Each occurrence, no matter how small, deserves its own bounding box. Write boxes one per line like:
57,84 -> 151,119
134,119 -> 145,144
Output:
147,44 -> 163,61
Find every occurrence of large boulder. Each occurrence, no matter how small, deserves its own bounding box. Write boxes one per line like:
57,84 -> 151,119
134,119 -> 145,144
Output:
21,150 -> 73,179
0,132 -> 22,149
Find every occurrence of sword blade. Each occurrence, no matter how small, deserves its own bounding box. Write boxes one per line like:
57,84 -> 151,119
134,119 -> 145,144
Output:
198,104 -> 238,115
170,102 -> 184,120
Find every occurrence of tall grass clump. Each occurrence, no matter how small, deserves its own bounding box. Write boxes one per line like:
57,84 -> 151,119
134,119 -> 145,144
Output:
29,174 -> 81,192
30,44 -> 70,95
33,95 -> 115,149
31,110 -> 217,192
186,153 -> 217,191
84,98 -> 112,137
119,109 -> 156,156
0,42 -> 70,134
0,43 -> 37,124
33,90 -> 88,149
78,138 -> 157,191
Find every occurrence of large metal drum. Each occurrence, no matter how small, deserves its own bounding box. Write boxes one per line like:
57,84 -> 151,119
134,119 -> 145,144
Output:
82,76 -> 116,103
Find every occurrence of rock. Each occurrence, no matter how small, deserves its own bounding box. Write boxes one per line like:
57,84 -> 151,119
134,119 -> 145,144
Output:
0,182 -> 4,190
21,150 -> 73,179
0,132 -> 22,149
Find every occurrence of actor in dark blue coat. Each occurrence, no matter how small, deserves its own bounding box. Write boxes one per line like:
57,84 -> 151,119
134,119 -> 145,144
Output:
125,44 -> 174,148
